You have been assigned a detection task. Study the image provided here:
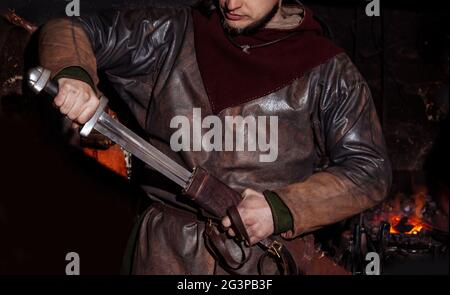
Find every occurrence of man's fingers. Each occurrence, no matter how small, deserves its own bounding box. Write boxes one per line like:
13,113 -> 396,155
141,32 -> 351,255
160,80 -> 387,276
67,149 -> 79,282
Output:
69,91 -> 91,119
66,97 -> 84,121
54,90 -> 67,107
77,107 -> 95,124
60,92 -> 76,115
222,189 -> 272,246
249,237 -> 259,246
222,215 -> 246,238
77,96 -> 100,124
221,216 -> 231,228
223,217 -> 260,245
54,79 -> 99,123
246,224 -> 267,246
236,206 -> 258,228
227,228 -> 236,237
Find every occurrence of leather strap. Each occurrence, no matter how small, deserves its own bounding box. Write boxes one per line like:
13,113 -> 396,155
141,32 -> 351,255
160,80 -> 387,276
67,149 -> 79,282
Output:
204,205 -> 300,275
227,206 -> 251,243
204,220 -> 251,270
258,237 -> 300,275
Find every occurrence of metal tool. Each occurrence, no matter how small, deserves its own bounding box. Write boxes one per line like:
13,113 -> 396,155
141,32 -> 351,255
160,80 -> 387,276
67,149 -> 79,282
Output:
27,66 -> 192,188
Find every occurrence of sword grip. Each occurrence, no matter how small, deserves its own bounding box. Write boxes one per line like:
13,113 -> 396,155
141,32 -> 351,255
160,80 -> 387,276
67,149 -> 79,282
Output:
41,78 -> 59,97
27,66 -> 58,97
27,66 -> 109,137
44,80 -> 59,97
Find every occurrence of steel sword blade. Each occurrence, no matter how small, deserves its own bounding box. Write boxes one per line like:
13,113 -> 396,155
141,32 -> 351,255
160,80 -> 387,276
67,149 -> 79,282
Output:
94,110 -> 192,187
27,66 -> 193,188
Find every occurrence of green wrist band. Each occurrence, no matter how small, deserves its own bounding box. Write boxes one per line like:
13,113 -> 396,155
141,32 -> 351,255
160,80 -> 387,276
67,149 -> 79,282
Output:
263,190 -> 294,235
54,66 -> 95,91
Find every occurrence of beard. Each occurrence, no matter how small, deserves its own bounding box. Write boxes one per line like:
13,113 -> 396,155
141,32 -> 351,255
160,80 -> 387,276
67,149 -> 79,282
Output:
220,3 -> 280,36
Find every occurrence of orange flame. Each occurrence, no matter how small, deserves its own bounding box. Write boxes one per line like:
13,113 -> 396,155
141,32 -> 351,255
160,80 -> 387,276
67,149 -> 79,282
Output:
389,215 -> 430,235
388,184 -> 431,235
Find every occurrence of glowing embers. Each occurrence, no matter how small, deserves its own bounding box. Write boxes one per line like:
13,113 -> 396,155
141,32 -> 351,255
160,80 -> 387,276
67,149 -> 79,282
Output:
389,215 -> 431,235
388,185 -> 434,235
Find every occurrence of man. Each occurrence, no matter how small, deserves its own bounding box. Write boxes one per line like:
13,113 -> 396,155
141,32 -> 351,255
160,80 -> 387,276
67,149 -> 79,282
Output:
38,0 -> 391,274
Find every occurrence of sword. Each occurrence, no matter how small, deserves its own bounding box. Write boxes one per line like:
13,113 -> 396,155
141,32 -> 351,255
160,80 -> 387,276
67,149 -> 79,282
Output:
27,66 -> 242,219
26,67 -> 300,273
27,66 -> 192,188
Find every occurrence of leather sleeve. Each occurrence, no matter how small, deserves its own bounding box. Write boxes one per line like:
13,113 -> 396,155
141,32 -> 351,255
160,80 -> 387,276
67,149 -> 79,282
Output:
39,17 -> 100,89
39,7 -> 189,95
274,55 -> 392,237
75,8 -> 189,77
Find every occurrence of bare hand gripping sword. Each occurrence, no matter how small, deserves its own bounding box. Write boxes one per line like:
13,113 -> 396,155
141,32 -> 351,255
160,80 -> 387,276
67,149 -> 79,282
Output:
27,66 -> 243,220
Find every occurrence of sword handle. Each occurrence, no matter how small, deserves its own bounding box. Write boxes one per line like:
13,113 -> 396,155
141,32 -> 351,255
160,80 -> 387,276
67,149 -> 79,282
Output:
44,80 -> 59,97
27,66 -> 108,137
27,66 -> 58,97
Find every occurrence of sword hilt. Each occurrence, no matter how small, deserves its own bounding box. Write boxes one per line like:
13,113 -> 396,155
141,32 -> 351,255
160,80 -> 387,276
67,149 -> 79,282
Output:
27,66 -> 108,137
27,66 -> 58,97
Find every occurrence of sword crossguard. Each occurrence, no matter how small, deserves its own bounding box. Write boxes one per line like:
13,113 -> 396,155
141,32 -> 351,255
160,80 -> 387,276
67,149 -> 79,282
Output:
27,66 -> 109,138
80,96 -> 108,137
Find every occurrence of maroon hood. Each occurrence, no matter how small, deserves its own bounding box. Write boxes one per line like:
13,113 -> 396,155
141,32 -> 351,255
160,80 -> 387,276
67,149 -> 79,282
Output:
192,6 -> 343,114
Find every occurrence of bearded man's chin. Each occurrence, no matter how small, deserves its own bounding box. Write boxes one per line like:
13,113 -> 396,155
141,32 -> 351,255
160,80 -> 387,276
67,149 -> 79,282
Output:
220,2 -> 280,36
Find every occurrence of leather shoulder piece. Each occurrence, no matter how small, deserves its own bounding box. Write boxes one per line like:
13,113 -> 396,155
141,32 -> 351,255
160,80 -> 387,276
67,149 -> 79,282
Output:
317,53 -> 368,110
75,6 -> 191,77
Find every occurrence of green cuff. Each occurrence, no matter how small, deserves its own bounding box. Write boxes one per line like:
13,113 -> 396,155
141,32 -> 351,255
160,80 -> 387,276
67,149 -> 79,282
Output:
54,66 -> 95,91
263,190 -> 294,235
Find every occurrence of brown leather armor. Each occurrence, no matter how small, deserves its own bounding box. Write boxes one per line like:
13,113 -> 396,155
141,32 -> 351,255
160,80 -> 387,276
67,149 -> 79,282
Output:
38,6 -> 391,274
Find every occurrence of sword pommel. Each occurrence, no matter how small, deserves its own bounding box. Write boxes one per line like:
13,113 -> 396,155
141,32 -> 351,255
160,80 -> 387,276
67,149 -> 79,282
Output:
27,66 -> 58,97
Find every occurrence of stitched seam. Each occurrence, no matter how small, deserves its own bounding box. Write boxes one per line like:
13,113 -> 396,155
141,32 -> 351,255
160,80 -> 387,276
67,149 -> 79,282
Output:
70,18 -> 82,65
217,55 -> 339,116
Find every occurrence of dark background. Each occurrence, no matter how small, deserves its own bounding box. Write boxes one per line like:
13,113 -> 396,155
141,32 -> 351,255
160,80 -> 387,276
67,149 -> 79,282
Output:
0,0 -> 448,274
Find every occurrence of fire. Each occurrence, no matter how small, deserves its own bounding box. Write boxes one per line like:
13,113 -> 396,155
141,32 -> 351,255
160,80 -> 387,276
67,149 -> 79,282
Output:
388,184 -> 431,235
389,215 -> 430,235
